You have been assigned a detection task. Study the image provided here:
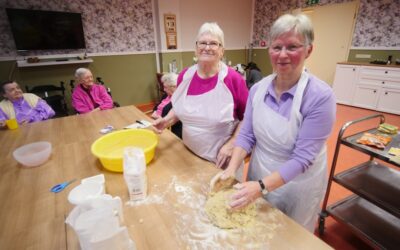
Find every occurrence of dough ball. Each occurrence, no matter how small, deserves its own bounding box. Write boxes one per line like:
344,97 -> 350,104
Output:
205,189 -> 256,229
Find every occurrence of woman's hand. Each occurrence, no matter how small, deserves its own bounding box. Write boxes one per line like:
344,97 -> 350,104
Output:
91,107 -> 101,112
0,120 -> 6,128
20,119 -> 29,125
152,117 -> 168,133
229,181 -> 262,209
151,111 -> 160,119
216,141 -> 234,168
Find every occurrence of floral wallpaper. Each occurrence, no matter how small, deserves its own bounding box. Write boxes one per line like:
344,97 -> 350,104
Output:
252,0 -> 400,48
352,0 -> 400,47
0,0 -> 154,57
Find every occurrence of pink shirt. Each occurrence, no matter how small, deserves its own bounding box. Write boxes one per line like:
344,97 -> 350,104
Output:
177,67 -> 248,120
155,95 -> 171,116
72,84 -> 114,114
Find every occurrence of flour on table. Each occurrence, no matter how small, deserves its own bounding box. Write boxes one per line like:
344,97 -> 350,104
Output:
205,189 -> 256,229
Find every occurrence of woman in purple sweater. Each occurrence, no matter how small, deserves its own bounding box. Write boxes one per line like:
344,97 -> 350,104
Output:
215,14 -> 336,232
153,22 -> 248,168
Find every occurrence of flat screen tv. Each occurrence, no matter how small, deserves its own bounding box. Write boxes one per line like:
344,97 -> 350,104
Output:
6,8 -> 86,51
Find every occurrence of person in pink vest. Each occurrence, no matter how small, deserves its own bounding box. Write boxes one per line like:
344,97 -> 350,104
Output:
71,68 -> 114,114
153,22 -> 249,168
0,80 -> 55,127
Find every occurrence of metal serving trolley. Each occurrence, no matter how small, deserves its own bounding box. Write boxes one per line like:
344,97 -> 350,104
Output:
318,114 -> 400,249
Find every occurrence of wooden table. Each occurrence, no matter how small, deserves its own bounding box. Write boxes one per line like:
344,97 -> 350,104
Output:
0,106 -> 332,249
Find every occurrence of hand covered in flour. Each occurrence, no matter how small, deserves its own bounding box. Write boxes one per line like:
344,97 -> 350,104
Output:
216,141 -> 234,168
229,182 -> 262,210
210,169 -> 236,193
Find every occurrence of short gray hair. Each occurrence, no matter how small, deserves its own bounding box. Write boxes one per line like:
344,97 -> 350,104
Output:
161,72 -> 178,87
269,14 -> 314,46
75,68 -> 91,79
196,22 -> 225,47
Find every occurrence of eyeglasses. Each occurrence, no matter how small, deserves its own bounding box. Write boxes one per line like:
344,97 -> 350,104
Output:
196,41 -> 222,50
270,44 -> 305,54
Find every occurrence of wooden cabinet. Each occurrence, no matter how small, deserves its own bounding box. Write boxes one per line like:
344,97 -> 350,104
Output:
378,87 -> 400,114
352,84 -> 380,109
332,64 -> 358,105
332,63 -> 400,115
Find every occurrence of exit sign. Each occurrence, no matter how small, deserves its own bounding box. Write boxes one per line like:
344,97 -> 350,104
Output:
306,0 -> 319,5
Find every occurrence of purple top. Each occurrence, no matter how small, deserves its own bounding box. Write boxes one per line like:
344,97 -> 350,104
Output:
72,84 -> 114,114
235,74 -> 336,183
177,67 -> 248,120
0,97 -> 55,124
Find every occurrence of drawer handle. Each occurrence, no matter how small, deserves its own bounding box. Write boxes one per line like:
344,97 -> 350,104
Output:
382,81 -> 385,84
373,90 -> 377,93
385,92 -> 388,95
353,68 -> 355,71
385,71 -> 388,74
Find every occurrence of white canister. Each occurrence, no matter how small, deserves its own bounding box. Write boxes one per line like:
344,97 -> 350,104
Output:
123,147 -> 147,201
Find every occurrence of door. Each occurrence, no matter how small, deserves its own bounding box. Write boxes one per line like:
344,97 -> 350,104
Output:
297,1 -> 359,85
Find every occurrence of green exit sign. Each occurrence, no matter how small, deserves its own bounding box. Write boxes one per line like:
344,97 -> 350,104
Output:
306,0 -> 319,5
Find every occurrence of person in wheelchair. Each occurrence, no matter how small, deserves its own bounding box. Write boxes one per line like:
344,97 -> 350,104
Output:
71,68 -> 114,114
0,80 -> 55,127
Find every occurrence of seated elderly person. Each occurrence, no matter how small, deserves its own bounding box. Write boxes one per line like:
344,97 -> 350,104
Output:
152,73 -> 178,119
0,80 -> 55,128
151,72 -> 182,138
72,68 -> 114,114
245,62 -> 263,89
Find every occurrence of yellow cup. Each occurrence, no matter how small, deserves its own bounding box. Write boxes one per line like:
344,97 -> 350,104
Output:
6,118 -> 18,130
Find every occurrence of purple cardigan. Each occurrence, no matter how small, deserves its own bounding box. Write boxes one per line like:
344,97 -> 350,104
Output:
0,97 -> 55,124
72,84 -> 114,114
235,74 -> 336,183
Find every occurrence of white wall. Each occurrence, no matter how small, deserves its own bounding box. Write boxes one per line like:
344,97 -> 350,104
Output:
158,0 -> 253,51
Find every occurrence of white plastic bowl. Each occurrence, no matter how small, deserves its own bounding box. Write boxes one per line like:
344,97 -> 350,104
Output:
68,182 -> 105,205
13,141 -> 52,167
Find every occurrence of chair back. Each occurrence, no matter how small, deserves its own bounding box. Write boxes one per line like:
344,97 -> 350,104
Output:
25,82 -> 69,117
156,73 -> 165,102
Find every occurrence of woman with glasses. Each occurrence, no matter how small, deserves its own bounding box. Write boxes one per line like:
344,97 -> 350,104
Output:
213,14 -> 336,232
153,22 -> 248,168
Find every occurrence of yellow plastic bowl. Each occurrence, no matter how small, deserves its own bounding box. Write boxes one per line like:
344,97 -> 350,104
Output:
91,129 -> 158,172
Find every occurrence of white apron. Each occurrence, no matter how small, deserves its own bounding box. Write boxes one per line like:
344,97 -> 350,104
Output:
248,71 -> 327,232
171,63 -> 238,163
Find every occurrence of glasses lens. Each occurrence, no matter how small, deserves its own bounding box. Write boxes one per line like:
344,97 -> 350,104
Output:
197,41 -> 220,49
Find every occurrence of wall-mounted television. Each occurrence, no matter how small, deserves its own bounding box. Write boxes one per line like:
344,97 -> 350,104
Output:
6,8 -> 86,51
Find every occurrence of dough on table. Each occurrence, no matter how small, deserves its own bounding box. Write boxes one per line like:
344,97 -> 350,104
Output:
205,189 -> 256,229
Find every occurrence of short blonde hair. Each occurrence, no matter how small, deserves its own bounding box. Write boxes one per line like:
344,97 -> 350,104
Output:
269,14 -> 314,46
161,72 -> 178,87
196,22 -> 225,47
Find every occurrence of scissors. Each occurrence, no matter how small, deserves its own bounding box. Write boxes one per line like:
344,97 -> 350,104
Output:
50,179 -> 77,193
